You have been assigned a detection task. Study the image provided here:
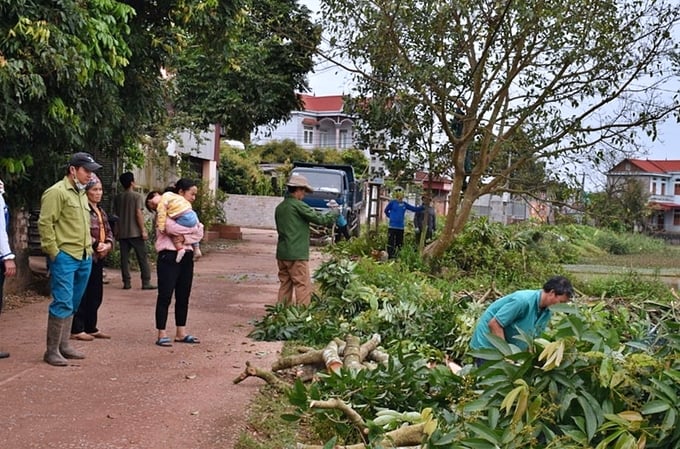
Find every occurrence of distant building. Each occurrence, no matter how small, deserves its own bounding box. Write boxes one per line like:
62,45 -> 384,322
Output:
251,93 -> 386,181
607,158 -> 680,232
251,94 -> 355,150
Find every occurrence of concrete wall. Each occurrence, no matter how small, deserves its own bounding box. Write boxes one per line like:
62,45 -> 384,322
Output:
223,192 -> 534,229
223,194 -> 283,229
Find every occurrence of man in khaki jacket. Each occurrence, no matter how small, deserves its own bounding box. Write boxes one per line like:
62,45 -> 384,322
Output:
38,152 -> 101,366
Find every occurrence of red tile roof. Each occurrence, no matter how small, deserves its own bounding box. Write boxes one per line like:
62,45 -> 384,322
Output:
649,201 -> 680,210
626,159 -> 680,173
299,94 -> 344,113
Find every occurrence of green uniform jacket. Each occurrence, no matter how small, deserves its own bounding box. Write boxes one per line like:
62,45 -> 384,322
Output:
275,196 -> 336,261
38,176 -> 93,260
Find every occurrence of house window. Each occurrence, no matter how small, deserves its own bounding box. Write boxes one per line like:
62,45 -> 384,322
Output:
339,129 -> 349,148
651,179 -> 657,194
303,126 -> 314,144
675,182 -> 680,195
319,130 -> 328,147
661,182 -> 666,196
674,210 -> 680,226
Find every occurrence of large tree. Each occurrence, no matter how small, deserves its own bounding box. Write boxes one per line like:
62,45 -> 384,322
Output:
171,0 -> 320,142
0,0 -> 319,207
0,0 -> 135,204
321,0 -> 680,258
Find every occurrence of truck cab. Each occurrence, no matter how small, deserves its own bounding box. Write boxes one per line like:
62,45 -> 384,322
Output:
291,162 -> 364,243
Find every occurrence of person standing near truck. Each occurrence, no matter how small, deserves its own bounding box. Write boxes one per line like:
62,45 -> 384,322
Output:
414,194 -> 436,245
327,200 -> 350,242
384,188 -> 423,259
275,174 -> 338,306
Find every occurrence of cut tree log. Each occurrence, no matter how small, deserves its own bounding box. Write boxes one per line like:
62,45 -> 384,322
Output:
343,334 -> 363,370
323,340 -> 343,373
296,422 -> 426,449
270,349 -> 325,372
359,333 -> 382,361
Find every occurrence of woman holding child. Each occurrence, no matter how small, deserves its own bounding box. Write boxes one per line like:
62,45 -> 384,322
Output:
145,178 -> 204,347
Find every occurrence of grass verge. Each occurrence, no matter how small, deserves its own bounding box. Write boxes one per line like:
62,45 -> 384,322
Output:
234,384 -> 300,449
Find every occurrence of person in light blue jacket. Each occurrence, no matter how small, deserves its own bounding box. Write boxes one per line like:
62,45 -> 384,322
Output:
470,275 -> 574,366
384,189 -> 423,259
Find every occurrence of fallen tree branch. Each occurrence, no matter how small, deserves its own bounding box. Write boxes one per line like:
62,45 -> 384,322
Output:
310,398 -> 366,429
296,422 -> 426,449
233,361 -> 290,391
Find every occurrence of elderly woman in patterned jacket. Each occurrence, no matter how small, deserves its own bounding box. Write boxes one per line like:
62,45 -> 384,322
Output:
70,174 -> 115,341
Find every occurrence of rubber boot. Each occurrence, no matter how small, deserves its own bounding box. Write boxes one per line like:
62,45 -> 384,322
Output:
59,315 -> 85,360
44,315 -> 68,366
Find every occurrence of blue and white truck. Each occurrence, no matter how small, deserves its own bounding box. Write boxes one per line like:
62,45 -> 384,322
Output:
290,161 -> 364,243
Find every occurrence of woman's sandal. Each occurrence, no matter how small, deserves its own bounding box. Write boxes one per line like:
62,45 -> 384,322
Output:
175,335 -> 200,344
155,337 -> 173,347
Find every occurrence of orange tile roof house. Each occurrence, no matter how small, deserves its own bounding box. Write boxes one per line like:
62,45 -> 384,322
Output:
251,94 -> 355,149
608,158 -> 680,232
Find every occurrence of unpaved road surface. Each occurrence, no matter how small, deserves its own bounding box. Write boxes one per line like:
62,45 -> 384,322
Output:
0,228 -> 320,449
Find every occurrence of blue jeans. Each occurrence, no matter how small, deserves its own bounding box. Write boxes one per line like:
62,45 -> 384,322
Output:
48,251 -> 92,318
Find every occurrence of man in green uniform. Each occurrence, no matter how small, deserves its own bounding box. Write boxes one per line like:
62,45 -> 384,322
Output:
275,174 -> 338,306
39,152 -> 101,366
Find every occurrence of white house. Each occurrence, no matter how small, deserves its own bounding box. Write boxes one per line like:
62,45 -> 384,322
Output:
607,159 -> 680,232
251,94 -> 355,150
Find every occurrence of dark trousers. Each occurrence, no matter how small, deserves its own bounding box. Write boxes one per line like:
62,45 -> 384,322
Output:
72,258 -> 104,334
155,250 -> 194,330
387,228 -> 404,259
119,237 -> 151,285
335,225 -> 350,243
0,260 -> 5,315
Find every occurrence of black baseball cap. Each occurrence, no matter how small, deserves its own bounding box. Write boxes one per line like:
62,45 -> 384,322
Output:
69,152 -> 102,171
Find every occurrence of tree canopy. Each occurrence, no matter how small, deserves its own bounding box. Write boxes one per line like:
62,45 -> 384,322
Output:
320,0 -> 680,258
0,0 -> 319,207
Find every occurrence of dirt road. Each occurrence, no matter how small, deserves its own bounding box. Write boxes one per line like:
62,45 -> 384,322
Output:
0,228 -> 314,449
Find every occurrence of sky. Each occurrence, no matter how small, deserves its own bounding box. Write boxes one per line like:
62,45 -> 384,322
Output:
301,0 -> 678,162
307,66 -> 678,161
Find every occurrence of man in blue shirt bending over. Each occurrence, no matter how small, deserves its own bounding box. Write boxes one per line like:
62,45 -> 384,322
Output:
470,275 -> 574,364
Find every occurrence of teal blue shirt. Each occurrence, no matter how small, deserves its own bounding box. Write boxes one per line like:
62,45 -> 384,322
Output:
470,289 -> 551,351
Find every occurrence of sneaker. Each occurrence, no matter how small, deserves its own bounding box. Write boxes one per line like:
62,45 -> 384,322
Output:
123,283 -> 131,290
142,283 -> 157,290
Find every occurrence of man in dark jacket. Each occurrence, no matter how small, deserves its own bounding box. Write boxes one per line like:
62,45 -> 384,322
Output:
275,174 -> 337,305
